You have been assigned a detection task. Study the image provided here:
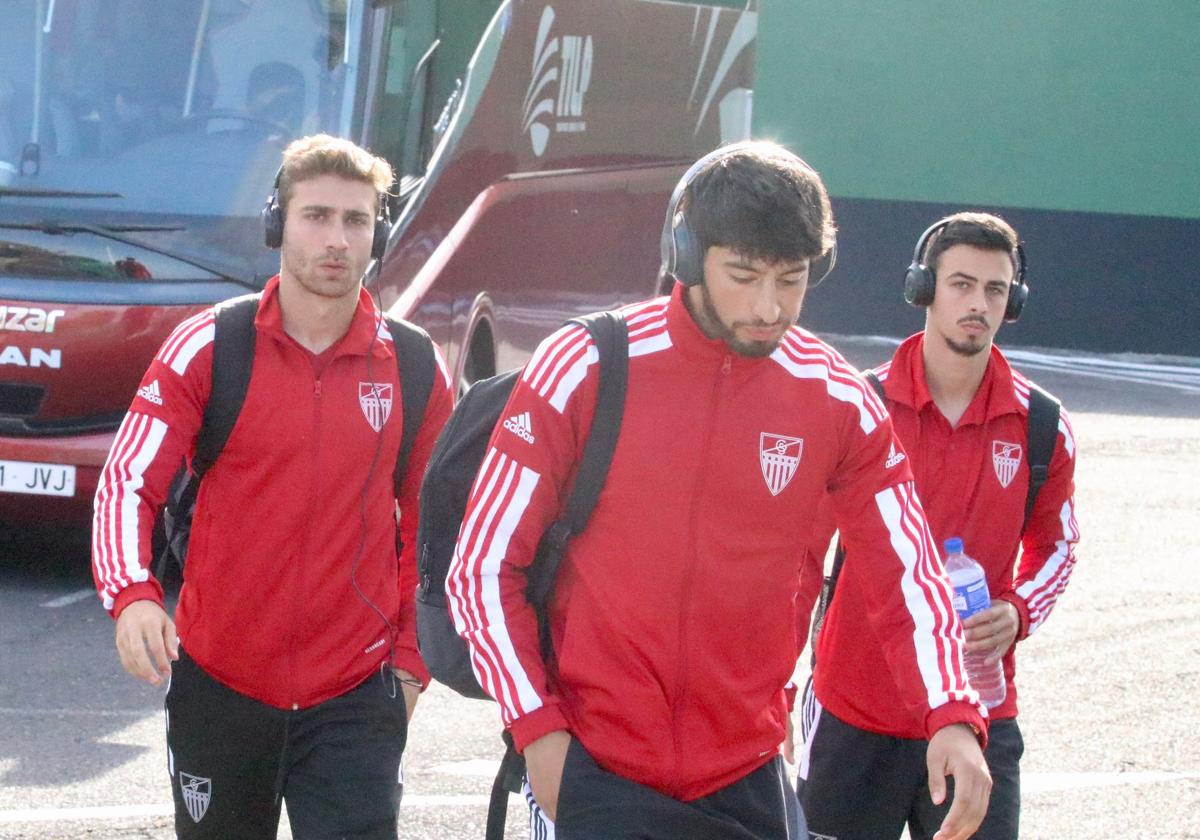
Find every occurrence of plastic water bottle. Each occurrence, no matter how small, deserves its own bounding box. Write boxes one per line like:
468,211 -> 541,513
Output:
943,537 -> 1006,709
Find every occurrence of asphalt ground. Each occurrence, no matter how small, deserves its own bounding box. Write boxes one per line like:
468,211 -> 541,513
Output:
0,336 -> 1197,840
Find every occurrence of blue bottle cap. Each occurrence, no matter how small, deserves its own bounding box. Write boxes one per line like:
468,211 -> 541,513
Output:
944,537 -> 964,554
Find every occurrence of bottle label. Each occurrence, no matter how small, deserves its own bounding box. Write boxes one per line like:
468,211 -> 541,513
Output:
952,577 -> 991,619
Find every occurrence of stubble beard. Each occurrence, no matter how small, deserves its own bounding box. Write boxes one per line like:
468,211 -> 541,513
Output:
695,281 -> 786,358
943,333 -> 989,357
282,248 -> 361,301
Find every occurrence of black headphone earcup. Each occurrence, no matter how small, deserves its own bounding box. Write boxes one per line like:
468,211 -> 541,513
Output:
671,214 -> 704,287
262,199 -> 283,249
371,219 -> 388,261
903,262 -> 935,307
1004,281 -> 1028,323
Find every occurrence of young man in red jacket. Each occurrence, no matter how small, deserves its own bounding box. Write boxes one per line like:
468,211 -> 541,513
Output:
797,213 -> 1080,840
92,135 -> 453,839
447,142 -> 992,840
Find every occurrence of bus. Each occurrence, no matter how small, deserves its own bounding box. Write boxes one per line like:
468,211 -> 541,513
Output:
0,0 -> 756,523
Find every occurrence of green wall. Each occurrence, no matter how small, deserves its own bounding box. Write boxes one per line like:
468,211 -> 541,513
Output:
752,1 -> 1199,219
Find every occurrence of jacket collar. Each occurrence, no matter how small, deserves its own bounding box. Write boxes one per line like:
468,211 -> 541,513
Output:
254,274 -> 393,361
883,332 -> 1024,424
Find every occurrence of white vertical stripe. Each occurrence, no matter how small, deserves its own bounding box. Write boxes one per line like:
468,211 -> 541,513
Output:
627,316 -> 667,340
547,345 -> 598,413
475,466 -> 544,719
463,461 -> 522,709
535,334 -> 589,401
1017,498 -> 1078,632
629,331 -> 673,358
92,412 -> 135,595
94,414 -> 168,610
770,352 -> 880,435
116,418 -> 168,589
157,310 -> 211,364
797,691 -> 821,781
169,323 -> 215,375
448,452 -> 512,698
874,486 -> 957,709
525,327 -> 586,391
97,412 -> 152,603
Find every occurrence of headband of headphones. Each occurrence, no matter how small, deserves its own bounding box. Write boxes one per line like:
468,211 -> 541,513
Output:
658,141 -> 837,287
261,164 -> 393,261
903,217 -> 1028,323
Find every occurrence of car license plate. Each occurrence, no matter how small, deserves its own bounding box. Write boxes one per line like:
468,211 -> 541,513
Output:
0,460 -> 76,497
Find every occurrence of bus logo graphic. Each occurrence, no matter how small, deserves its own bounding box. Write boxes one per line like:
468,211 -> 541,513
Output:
179,772 -> 211,823
760,433 -> 803,496
522,6 -> 594,156
359,383 -> 394,432
993,440 -> 1022,488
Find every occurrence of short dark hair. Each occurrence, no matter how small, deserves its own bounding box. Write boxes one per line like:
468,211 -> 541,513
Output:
278,134 -> 393,215
923,212 -> 1019,276
682,141 -> 835,265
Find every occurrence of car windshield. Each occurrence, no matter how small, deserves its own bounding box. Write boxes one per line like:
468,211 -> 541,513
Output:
0,0 -> 360,219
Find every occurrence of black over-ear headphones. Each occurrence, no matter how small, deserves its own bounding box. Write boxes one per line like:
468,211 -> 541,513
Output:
903,219 -> 1028,323
262,166 -> 392,260
658,141 -> 838,287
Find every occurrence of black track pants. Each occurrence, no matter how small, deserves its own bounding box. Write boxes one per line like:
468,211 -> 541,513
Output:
165,649 -> 408,840
531,738 -> 806,840
797,698 -> 1023,840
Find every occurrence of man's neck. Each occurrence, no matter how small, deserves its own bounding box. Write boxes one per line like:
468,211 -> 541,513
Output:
922,333 -> 991,428
278,276 -> 361,354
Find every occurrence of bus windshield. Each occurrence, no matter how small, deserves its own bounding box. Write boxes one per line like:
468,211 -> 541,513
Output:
0,0 -> 361,219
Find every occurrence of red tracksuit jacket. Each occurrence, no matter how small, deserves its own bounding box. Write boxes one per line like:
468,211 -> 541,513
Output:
811,333 -> 1079,736
92,276 -> 453,709
447,286 -> 986,801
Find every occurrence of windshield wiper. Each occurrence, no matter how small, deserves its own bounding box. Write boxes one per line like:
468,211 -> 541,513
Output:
0,186 -> 123,199
0,219 -> 251,287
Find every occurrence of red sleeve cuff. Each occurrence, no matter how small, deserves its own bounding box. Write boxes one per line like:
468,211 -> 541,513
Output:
509,703 -> 570,753
924,702 -> 989,750
996,591 -> 1031,641
111,582 -> 165,620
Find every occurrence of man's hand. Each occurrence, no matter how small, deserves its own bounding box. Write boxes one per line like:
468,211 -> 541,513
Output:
524,729 -> 571,823
963,601 -> 1019,663
393,669 -> 421,722
114,600 -> 177,687
927,723 -> 991,840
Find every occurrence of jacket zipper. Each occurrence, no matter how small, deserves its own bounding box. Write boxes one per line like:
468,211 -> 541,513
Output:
669,352 -> 731,794
291,374 -> 323,710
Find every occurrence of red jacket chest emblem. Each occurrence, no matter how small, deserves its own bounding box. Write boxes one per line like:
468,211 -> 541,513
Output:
760,432 -> 803,496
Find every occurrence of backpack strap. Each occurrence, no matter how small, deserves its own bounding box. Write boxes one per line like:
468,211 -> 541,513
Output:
1022,382 -> 1061,532
194,293 -> 261,477
385,315 -> 438,494
526,310 -> 629,608
811,369 -> 887,662
154,293 -> 259,581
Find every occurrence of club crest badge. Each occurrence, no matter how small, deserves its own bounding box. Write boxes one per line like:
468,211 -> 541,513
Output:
179,772 -> 211,823
359,382 -> 394,432
760,433 -> 803,496
992,440 -> 1022,488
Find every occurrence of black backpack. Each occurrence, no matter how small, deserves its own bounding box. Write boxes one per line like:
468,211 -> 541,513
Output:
413,310 -> 627,840
154,292 -> 438,580
809,369 -> 1062,649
